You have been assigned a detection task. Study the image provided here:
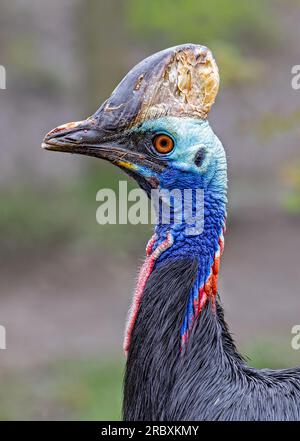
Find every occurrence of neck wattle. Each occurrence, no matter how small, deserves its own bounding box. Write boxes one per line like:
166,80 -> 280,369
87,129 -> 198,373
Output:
123,231 -> 174,354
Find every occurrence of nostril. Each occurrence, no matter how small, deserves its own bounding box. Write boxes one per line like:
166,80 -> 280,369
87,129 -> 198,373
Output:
44,120 -> 87,142
62,134 -> 82,143
43,122 -> 99,148
42,119 -> 99,151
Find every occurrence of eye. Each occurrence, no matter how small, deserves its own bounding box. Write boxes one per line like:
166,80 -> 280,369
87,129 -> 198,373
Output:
152,134 -> 174,154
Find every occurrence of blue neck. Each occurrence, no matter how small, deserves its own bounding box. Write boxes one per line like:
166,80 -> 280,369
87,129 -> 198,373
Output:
152,166 -> 227,343
154,164 -> 227,259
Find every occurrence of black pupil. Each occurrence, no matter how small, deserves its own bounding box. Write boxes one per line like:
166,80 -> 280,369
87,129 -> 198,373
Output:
160,138 -> 168,147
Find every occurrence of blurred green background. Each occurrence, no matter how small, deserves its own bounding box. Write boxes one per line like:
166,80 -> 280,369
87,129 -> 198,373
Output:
0,0 -> 300,420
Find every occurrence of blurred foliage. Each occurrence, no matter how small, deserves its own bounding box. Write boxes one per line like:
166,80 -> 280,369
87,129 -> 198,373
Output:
281,162 -> 300,215
7,37 -> 64,94
0,2 -> 64,95
0,165 -> 151,258
283,194 -> 300,215
209,42 -> 264,86
0,358 -> 123,420
126,0 -> 277,85
0,342 -> 298,420
77,0 -> 129,109
255,108 -> 300,142
242,109 -> 300,216
127,0 -> 273,47
78,0 -> 278,112
244,340 -> 300,369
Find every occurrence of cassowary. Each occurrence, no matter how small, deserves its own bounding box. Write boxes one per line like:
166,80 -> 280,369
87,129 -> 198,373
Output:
42,44 -> 300,421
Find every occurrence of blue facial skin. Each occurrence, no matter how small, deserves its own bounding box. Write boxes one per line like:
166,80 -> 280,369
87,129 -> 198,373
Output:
130,116 -> 228,339
131,116 -> 227,251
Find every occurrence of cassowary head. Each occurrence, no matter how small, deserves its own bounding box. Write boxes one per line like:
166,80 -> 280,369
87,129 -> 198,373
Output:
43,44 -> 229,355
42,44 -> 226,196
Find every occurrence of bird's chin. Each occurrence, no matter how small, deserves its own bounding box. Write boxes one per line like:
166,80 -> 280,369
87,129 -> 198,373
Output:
122,168 -> 160,196
42,137 -> 161,196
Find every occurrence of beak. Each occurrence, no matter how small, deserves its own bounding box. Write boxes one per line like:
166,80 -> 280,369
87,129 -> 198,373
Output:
42,117 -> 125,163
42,117 -> 165,176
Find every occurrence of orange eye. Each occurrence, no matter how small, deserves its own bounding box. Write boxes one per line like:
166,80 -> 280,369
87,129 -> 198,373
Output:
152,134 -> 174,154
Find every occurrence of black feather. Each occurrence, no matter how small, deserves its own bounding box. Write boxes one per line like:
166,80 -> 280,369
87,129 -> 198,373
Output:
123,258 -> 300,421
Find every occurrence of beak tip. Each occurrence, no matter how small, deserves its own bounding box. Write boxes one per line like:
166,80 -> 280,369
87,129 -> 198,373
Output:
41,139 -> 57,151
42,119 -> 97,153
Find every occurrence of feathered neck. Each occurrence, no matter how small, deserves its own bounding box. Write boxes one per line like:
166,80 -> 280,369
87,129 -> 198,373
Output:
125,168 -> 227,352
123,255 -> 241,420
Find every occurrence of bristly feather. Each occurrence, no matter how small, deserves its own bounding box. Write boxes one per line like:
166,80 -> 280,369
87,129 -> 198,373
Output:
124,257 -> 300,421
